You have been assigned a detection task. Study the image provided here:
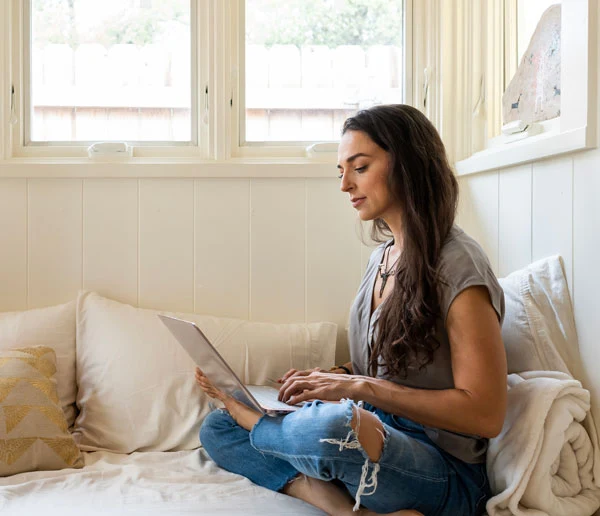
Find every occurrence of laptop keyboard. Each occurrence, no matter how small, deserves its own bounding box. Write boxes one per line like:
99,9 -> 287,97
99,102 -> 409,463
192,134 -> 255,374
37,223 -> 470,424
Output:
246,385 -> 301,412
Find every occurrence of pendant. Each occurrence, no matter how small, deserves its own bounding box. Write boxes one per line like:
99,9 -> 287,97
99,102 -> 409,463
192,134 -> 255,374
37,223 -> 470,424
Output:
379,272 -> 390,297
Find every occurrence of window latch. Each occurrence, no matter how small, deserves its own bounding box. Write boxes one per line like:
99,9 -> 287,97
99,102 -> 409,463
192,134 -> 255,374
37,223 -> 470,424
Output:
10,85 -> 18,125
203,85 -> 209,124
87,142 -> 133,160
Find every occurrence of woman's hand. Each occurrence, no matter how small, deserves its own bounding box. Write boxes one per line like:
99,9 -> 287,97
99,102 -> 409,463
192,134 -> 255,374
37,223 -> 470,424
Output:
277,366 -> 328,383
278,371 -> 362,405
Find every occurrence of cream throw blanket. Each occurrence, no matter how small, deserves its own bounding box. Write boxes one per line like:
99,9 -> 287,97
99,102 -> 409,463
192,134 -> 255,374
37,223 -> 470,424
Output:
486,371 -> 600,516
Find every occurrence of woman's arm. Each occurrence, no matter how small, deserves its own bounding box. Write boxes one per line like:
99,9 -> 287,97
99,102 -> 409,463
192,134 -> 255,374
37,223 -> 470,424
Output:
279,286 -> 507,438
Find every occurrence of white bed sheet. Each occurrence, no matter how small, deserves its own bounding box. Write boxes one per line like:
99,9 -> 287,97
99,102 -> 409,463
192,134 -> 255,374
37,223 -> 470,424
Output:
0,449 -> 325,516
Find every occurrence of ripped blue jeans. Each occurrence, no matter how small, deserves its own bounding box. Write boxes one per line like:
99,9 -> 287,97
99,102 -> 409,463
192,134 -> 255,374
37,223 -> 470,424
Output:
199,400 -> 490,516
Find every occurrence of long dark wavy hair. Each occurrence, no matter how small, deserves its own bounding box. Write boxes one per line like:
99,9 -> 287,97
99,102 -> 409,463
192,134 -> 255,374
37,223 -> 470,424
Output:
343,104 -> 459,378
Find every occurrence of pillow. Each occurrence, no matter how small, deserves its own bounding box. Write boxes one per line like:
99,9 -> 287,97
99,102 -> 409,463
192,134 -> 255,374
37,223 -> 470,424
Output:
72,291 -> 337,454
498,255 -> 579,376
0,302 -> 77,428
0,346 -> 83,477
497,255 -> 600,489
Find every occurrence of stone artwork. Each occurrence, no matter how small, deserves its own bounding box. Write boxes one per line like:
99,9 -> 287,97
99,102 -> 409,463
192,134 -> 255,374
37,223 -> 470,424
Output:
503,4 -> 561,125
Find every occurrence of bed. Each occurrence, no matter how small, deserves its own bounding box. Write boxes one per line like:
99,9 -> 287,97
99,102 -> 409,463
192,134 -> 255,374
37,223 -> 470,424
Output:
0,449 -> 325,515
0,256 -> 598,516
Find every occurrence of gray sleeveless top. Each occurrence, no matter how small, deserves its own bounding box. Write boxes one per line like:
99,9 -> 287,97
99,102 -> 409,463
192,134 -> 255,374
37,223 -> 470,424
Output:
348,225 -> 505,464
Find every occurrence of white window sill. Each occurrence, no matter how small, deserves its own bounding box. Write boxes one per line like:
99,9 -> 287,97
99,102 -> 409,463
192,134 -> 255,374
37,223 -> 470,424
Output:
0,157 -> 337,179
454,118 -> 594,176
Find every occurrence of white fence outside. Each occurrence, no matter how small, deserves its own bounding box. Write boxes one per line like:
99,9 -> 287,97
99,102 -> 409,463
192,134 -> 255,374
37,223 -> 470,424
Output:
30,43 -> 403,142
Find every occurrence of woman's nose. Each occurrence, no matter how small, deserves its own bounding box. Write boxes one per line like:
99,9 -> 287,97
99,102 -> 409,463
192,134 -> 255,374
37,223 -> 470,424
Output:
340,174 -> 352,192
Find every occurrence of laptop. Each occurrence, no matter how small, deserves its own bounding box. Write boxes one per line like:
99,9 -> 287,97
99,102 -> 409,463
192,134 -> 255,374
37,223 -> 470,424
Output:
158,314 -> 300,416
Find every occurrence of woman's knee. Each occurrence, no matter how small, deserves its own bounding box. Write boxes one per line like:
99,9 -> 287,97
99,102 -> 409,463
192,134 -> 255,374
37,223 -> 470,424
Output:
308,403 -> 386,462
350,407 -> 385,462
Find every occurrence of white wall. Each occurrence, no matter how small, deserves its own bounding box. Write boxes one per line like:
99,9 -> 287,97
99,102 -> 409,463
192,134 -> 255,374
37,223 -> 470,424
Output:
0,175 -> 377,364
3,149 -> 598,377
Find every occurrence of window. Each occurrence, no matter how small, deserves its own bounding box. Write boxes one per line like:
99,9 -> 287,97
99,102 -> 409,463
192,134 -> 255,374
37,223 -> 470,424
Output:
2,0 -> 413,163
27,0 -> 193,145
241,0 -> 407,147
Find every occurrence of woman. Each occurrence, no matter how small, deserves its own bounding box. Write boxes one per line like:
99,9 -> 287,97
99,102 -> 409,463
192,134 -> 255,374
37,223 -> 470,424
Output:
196,104 -> 507,516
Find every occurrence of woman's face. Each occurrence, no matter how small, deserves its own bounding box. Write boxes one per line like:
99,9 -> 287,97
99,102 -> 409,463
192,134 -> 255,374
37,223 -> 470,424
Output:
337,130 -> 399,222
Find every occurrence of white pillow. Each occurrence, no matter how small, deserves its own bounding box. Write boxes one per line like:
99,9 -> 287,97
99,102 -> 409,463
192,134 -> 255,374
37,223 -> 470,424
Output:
498,255 -> 579,376
72,291 -> 337,453
0,302 -> 77,428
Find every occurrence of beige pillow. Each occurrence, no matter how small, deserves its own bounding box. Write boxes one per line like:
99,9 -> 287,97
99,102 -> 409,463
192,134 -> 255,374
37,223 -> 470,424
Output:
0,346 -> 83,477
72,291 -> 337,454
0,302 -> 77,428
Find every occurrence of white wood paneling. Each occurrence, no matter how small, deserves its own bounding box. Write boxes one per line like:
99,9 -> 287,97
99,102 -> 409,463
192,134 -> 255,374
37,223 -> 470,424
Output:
250,179 -> 305,323
0,179 -> 27,311
83,179 -> 138,306
498,164 -> 532,277
532,156 -> 574,296
306,178 -> 361,363
194,179 -> 250,319
139,179 -> 194,312
457,171 -> 500,274
573,151 -> 600,511
28,179 -> 82,308
573,149 -> 600,405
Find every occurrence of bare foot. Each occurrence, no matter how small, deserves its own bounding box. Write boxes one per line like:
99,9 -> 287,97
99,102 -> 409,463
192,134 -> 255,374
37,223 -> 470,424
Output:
194,367 -> 262,431
284,474 -> 424,516
222,395 -> 262,431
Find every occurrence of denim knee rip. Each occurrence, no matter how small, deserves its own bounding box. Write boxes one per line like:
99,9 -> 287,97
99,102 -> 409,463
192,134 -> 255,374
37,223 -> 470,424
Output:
319,399 -> 389,512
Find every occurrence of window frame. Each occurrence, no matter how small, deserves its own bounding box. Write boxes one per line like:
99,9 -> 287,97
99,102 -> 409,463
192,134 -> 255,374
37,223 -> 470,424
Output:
230,0 -> 414,159
7,0 -> 208,159
0,0 -> 418,169
0,0 -> 9,161
453,0 -> 598,176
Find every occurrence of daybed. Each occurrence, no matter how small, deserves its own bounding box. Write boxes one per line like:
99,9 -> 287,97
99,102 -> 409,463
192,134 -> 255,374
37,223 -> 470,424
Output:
0,256 -> 599,516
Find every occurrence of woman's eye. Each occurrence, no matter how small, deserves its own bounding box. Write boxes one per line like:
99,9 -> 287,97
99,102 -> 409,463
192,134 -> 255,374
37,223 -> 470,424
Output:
337,173 -> 343,179
355,166 -> 367,173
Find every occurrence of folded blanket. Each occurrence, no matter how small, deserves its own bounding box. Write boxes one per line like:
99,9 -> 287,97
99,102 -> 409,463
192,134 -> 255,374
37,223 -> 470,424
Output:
486,371 -> 600,516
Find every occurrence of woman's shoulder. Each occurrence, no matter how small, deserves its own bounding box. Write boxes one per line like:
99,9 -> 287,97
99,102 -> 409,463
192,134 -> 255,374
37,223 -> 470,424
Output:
437,225 -> 504,322
438,225 -> 492,277
365,239 -> 392,268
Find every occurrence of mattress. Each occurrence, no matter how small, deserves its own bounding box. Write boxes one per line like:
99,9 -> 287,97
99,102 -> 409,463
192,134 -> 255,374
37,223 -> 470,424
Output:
0,449 -> 325,515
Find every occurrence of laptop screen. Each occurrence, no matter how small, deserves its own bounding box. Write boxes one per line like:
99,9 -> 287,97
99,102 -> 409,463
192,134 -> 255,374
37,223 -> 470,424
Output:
158,314 -> 264,413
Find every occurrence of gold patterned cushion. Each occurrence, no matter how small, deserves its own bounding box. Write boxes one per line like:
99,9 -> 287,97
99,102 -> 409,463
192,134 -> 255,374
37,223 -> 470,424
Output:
0,346 -> 83,476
